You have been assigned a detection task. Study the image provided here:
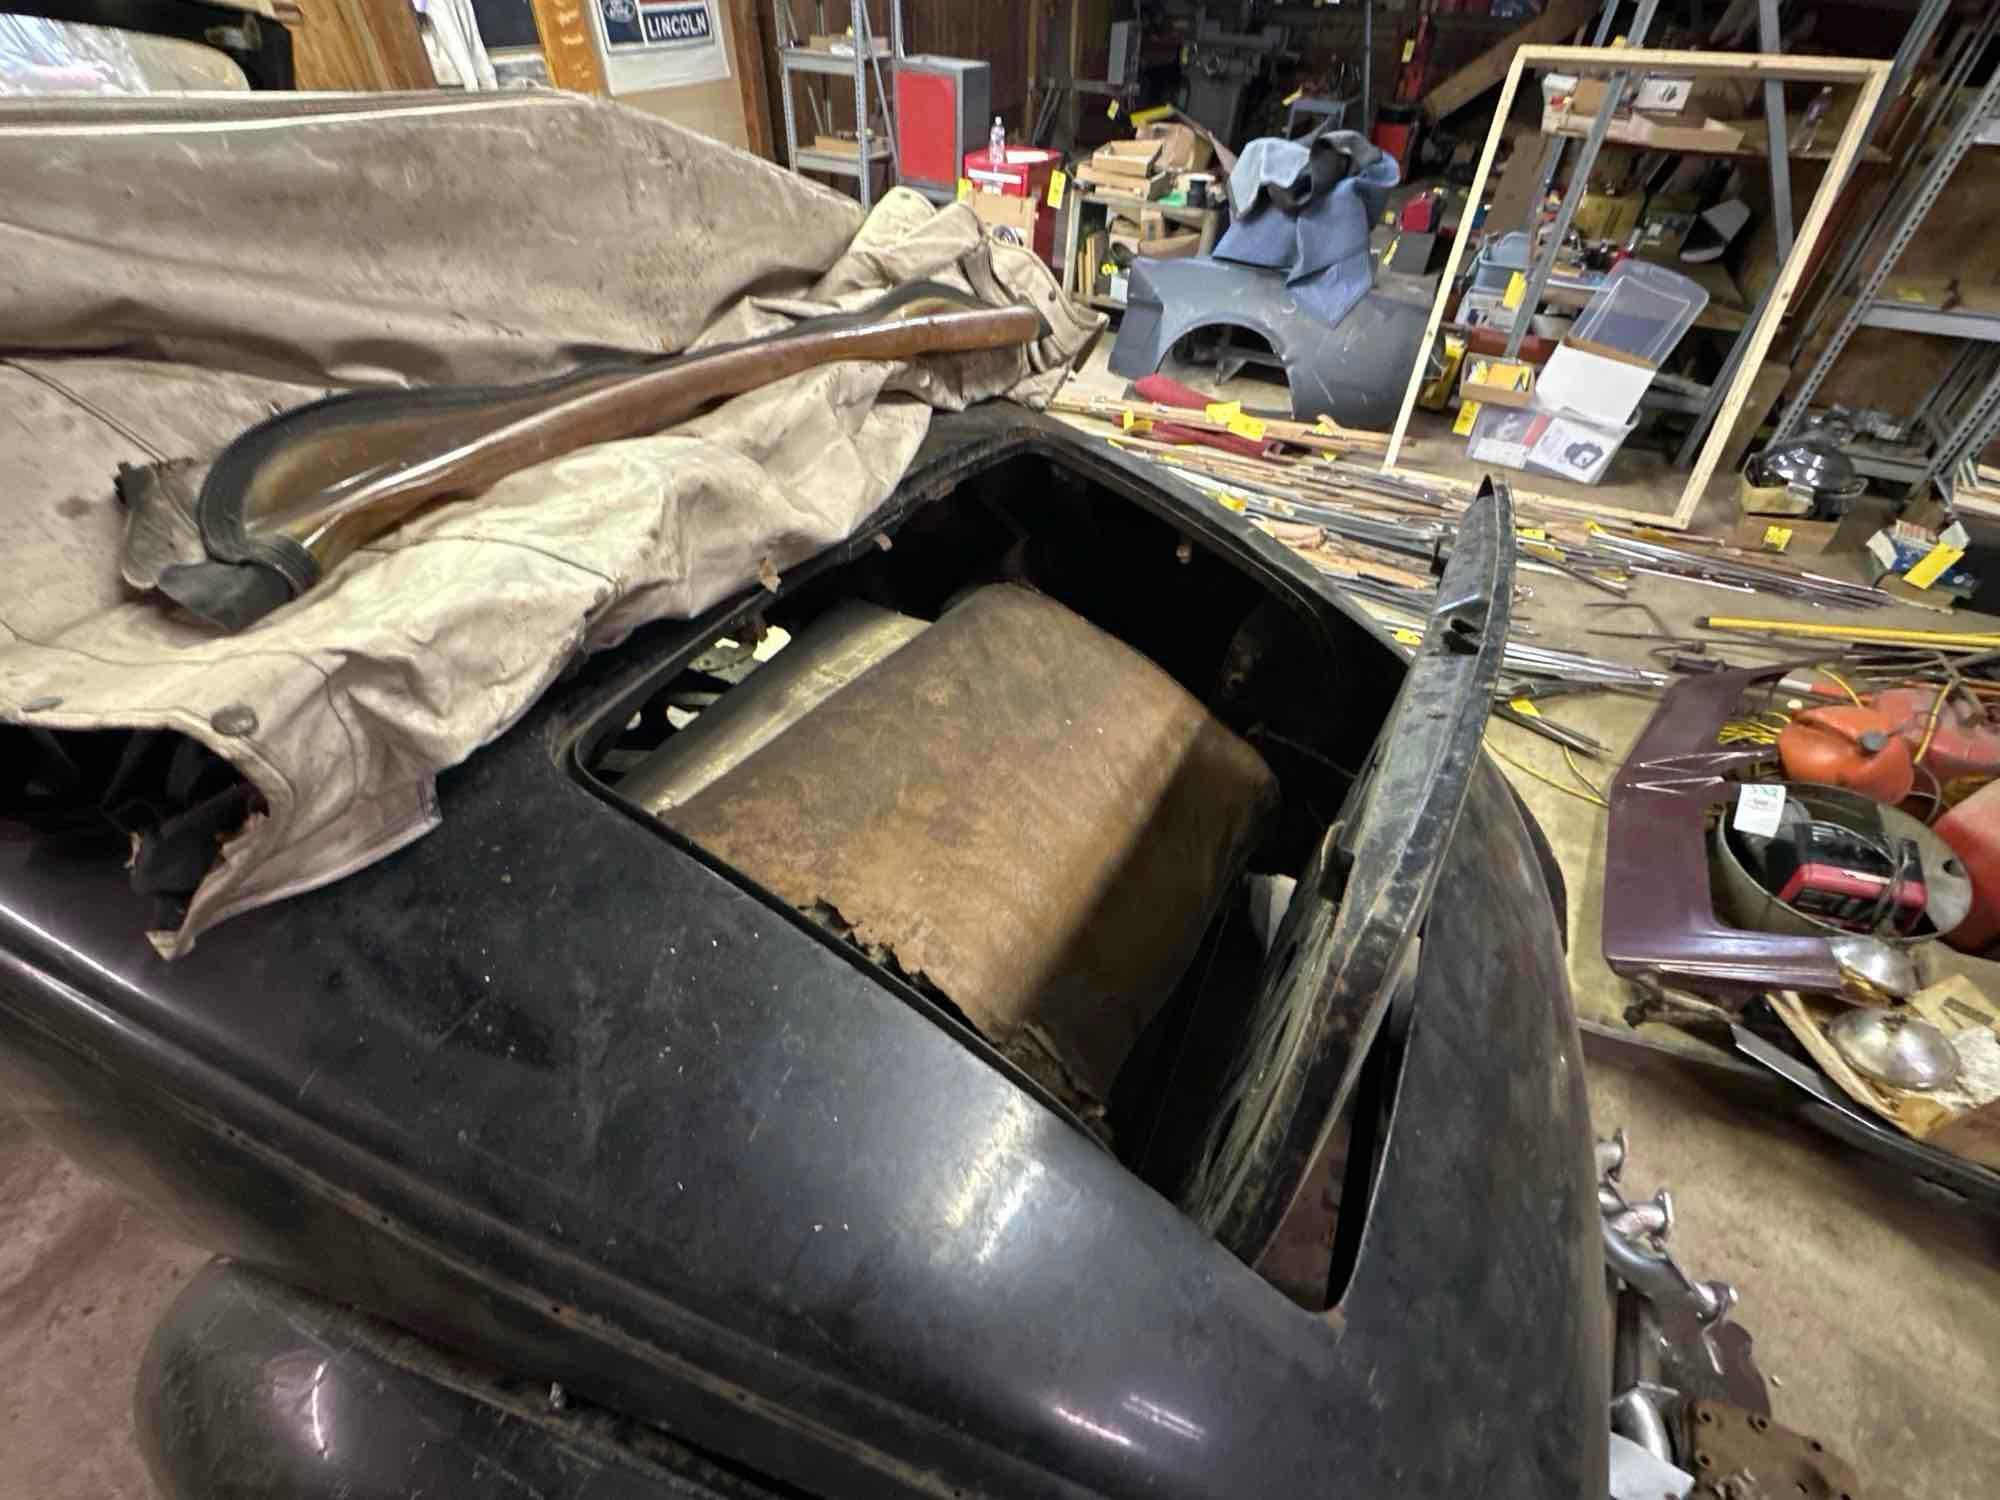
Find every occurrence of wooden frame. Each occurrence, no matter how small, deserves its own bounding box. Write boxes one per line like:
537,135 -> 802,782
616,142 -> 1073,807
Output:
1382,46 -> 1890,530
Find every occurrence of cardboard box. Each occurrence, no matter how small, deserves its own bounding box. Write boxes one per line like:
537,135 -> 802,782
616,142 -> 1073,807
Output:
1535,339 -> 1656,428
1136,121 -> 1211,173
1729,515 -> 1847,558
1572,190 -> 1642,244
1571,75 -> 1694,117
1543,102 -> 1744,154
970,189 -> 1056,268
1112,228 -> 1202,260
1075,162 -> 1169,199
1460,356 -> 1536,409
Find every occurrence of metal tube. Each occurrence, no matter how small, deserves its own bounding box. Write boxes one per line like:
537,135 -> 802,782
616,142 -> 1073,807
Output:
1610,1386 -> 1673,1465
1503,0 -> 1660,359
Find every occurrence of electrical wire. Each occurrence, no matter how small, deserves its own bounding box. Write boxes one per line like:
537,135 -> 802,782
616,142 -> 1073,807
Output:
1817,666 -> 1865,707
1485,736 -> 1609,809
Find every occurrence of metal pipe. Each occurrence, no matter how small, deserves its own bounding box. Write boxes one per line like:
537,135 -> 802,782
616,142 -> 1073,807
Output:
1611,1386 -> 1673,1465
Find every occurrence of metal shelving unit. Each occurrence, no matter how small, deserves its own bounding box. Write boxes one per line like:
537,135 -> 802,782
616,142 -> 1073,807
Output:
1770,6 -> 2000,504
776,1 -> 904,213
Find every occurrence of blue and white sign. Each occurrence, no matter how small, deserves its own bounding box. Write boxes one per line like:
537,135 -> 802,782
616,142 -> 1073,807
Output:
592,0 -> 730,93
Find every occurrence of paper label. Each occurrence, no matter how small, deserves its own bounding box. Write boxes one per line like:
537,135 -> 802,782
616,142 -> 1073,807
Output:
1733,783 -> 1787,839
1519,527 -> 1547,541
1762,524 -> 1792,552
1453,400 -> 1482,435
955,177 -> 972,204
1227,415 -> 1268,440
1508,698 -> 1542,717
1204,400 -> 1243,422
1865,530 -> 1899,571
1905,543 -> 1965,590
1046,169 -> 1067,209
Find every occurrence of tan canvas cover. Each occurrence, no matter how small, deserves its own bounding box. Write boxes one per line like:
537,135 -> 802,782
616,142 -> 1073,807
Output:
0,92 -> 1100,954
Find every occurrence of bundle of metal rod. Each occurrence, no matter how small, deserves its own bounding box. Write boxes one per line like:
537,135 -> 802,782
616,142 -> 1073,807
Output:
1503,643 -> 1672,692
1591,535 -> 1886,610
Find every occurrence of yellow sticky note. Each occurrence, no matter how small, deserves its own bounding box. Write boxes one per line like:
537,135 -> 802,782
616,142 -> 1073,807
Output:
1107,99 -> 1120,119
1392,628 -> 1422,647
1453,400 -> 1482,435
1227,415 -> 1268,441
1905,543 -> 1966,590
1761,524 -> 1792,552
1204,400 -> 1243,422
1508,698 -> 1543,717
955,177 -> 972,204
1401,39 -> 1415,62
1502,271 -> 1527,310
1046,169 -> 1067,209
1283,88 -> 1302,105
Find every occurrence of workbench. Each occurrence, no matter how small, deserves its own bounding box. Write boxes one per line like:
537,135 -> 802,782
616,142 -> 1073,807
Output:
1061,182 -> 1225,315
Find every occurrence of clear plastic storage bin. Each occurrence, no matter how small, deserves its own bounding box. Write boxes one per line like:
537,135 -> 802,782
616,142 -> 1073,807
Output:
1567,260 -> 1708,363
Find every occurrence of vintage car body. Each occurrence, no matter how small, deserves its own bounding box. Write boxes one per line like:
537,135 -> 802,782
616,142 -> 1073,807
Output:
0,411 -> 1605,1498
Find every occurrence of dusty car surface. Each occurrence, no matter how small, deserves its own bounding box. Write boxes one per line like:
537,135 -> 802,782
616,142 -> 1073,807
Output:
0,409 -> 1605,1498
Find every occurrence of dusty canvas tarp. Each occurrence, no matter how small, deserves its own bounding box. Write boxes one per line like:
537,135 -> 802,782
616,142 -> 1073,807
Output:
0,92 -> 1100,955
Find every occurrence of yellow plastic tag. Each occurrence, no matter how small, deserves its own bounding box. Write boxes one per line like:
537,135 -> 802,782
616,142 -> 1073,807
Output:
1400,39 -> 1415,62
1046,169 -> 1067,209
1392,628 -> 1422,647
1453,400 -> 1482,435
955,177 -> 972,204
1761,524 -> 1792,552
1523,540 -> 1564,561
1283,88 -> 1302,105
1895,287 -> 1930,303
1107,99 -> 1120,119
1227,415 -> 1268,441
1315,413 -> 1339,433
1587,520 -> 1607,535
1213,490 -> 1247,513
1906,543 -> 1966,590
1101,261 -> 1117,278
1119,410 -> 1154,434
1519,527 -> 1546,541
1502,271 -> 1527,310
1508,698 -> 1542,717
1204,400 -> 1243,422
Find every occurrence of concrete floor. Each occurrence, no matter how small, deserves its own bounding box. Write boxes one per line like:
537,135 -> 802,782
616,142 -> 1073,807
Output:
6,462 -> 2000,1500
1492,564 -> 2000,1500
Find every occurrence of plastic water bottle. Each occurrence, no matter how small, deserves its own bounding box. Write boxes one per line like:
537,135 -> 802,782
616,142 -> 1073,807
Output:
989,115 -> 1005,163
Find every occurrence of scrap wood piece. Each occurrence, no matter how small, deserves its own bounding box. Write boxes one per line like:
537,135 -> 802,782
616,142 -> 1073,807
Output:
1048,391 -> 1389,452
1419,0 -> 1601,123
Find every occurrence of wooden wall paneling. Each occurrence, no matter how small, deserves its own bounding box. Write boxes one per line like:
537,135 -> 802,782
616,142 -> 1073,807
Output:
291,0 -> 437,89
527,0 -> 607,93
725,0 -> 774,157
